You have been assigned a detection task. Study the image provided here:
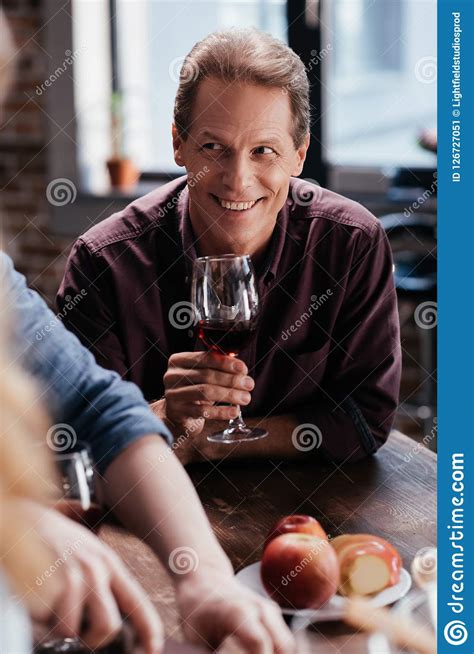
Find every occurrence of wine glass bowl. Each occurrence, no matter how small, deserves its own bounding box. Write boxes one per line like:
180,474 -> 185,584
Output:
192,255 -> 268,443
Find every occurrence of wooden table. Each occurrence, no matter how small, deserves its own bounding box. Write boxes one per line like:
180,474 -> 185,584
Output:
100,430 -> 436,652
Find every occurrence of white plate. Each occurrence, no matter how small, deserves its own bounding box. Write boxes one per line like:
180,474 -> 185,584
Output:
236,562 -> 412,621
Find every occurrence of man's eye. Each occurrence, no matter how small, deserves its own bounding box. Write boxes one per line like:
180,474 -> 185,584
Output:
202,143 -> 224,151
253,146 -> 275,155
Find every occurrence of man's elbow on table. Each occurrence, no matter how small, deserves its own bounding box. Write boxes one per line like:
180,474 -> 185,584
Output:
300,400 -> 396,466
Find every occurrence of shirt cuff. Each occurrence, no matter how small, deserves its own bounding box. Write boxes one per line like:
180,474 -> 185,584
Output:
89,410 -> 173,475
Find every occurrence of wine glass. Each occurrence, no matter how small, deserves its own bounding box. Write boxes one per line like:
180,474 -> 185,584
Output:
191,254 -> 268,443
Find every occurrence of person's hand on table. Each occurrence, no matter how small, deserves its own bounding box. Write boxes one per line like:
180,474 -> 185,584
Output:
175,568 -> 295,653
20,501 -> 164,654
152,352 -> 255,437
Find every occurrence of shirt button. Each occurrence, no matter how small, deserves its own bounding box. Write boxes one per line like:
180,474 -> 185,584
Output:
187,329 -> 194,338
185,276 -> 189,284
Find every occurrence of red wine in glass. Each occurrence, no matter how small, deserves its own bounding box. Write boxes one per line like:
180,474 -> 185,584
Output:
192,254 -> 268,443
197,319 -> 257,356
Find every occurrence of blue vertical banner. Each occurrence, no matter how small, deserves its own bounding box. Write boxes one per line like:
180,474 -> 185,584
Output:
438,0 -> 474,652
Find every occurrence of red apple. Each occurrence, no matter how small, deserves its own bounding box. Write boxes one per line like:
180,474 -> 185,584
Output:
331,534 -> 402,597
264,514 -> 328,551
260,533 -> 340,609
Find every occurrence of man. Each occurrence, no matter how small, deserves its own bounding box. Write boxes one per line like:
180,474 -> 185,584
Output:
59,28 -> 401,466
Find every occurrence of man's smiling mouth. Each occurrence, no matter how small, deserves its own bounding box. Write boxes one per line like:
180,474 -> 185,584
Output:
210,194 -> 264,212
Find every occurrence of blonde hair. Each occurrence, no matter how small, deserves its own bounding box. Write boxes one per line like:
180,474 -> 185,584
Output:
0,322 -> 58,592
174,27 -> 310,148
0,9 -> 58,598
0,11 -> 14,105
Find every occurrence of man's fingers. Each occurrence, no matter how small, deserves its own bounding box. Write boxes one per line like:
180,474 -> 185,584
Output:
164,367 -> 253,392
108,561 -> 164,654
166,384 -> 251,406
81,582 -> 122,650
52,561 -> 88,638
169,351 -> 248,375
257,601 -> 296,654
223,611 -> 274,654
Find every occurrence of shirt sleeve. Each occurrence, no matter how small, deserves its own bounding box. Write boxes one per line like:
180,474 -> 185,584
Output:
295,221 -> 401,463
1,252 -> 172,475
57,238 -> 128,377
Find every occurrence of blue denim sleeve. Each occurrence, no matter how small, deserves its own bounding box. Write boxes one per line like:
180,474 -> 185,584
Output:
1,253 -> 172,474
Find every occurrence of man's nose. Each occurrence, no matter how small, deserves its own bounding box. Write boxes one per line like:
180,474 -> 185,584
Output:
221,152 -> 253,196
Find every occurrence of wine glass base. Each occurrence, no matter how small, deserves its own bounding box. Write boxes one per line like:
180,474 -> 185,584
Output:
207,427 -> 268,444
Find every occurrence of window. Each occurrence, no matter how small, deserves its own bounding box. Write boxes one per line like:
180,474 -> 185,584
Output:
325,0 -> 437,167
71,0 -> 436,193
119,1 -> 286,173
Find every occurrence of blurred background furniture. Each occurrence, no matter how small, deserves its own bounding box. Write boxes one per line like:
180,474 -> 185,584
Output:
380,212 -> 437,450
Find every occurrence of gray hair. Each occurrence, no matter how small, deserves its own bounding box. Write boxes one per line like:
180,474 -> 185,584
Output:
174,27 -> 310,149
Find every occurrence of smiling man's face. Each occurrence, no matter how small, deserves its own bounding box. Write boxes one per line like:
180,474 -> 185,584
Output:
172,77 -> 310,259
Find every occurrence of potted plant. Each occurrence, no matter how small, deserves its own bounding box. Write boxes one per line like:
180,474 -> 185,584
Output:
106,90 -> 139,190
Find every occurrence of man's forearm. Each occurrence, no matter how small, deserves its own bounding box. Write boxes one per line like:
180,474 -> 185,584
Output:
99,435 -> 234,581
153,399 -> 390,466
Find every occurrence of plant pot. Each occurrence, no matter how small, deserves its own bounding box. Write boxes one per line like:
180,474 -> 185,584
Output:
106,157 -> 139,190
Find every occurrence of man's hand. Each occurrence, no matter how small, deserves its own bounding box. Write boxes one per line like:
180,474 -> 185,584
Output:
175,570 -> 295,653
156,351 -> 255,435
22,501 -> 163,654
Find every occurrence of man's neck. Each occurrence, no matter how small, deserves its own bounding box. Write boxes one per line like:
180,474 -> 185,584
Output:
190,215 -> 273,269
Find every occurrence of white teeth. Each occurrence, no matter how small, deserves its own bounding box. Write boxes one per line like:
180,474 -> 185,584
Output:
218,197 -> 257,211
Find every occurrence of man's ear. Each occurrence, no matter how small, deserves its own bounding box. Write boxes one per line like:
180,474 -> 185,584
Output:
172,123 -> 185,167
291,132 -> 310,177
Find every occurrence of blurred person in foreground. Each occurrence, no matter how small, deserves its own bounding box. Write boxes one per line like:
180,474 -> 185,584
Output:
0,291 -> 164,653
0,13 -> 294,654
59,28 -> 401,467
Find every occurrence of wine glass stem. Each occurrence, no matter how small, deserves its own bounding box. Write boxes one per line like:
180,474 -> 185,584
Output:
228,406 -> 247,431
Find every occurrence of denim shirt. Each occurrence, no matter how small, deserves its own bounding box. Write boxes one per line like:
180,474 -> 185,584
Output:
1,253 -> 172,474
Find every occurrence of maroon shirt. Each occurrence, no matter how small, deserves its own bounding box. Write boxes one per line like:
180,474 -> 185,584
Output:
58,176 -> 401,463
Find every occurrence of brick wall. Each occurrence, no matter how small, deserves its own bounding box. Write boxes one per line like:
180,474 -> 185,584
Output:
0,0 -> 72,307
